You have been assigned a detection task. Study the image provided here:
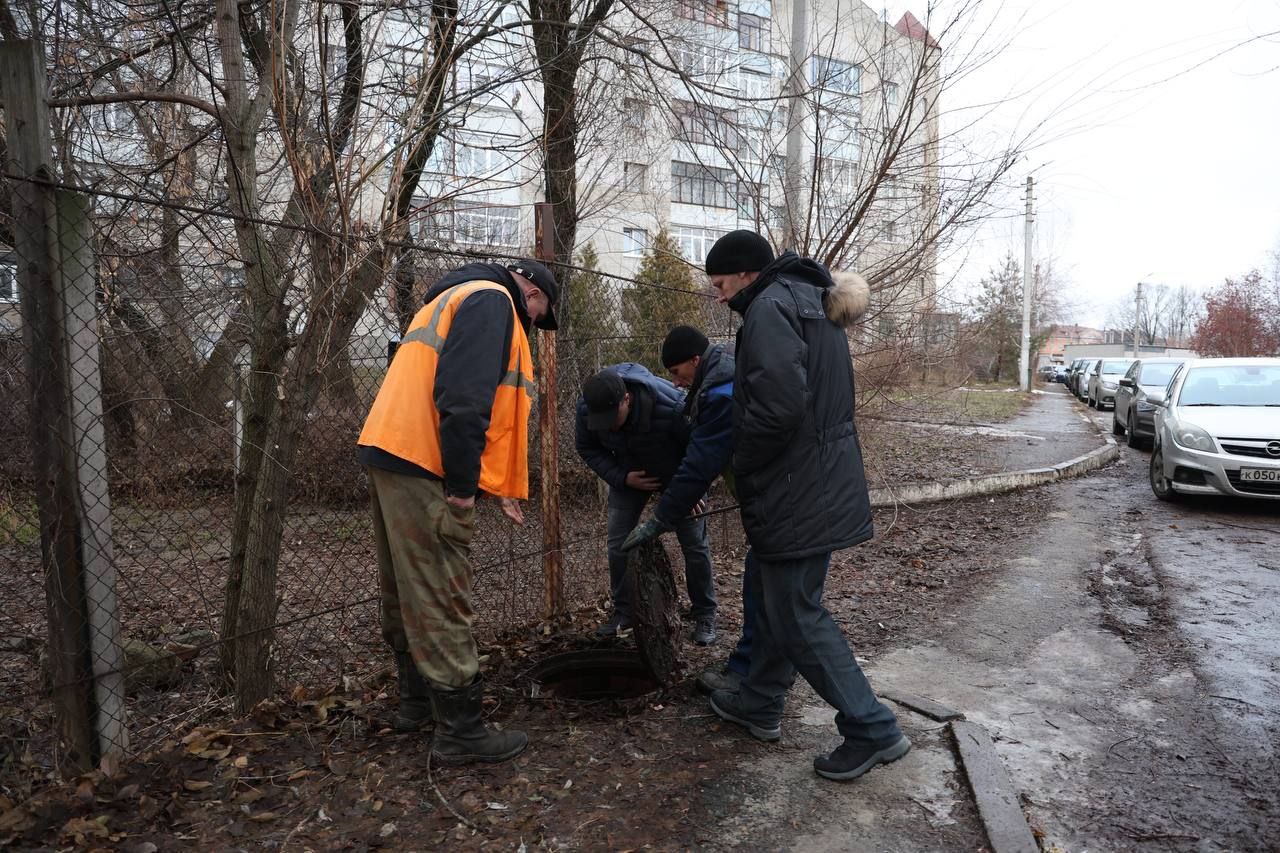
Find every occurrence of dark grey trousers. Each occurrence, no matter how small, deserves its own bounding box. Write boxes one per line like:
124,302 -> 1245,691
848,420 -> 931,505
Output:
738,552 -> 902,745
606,486 -> 716,620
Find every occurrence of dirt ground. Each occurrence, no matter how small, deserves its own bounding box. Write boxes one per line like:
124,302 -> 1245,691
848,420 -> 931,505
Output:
0,483 -> 1053,851
0,384 -> 1045,849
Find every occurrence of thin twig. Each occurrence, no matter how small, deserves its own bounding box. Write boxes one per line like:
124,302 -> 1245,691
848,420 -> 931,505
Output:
426,749 -> 479,832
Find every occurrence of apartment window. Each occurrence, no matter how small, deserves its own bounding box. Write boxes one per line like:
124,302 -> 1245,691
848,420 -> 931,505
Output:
671,160 -> 737,208
101,103 -> 137,135
622,228 -> 649,256
884,220 -> 898,243
678,0 -> 728,26
822,120 -> 861,161
811,56 -> 861,95
455,205 -> 520,248
885,82 -> 900,111
0,263 -> 17,302
738,13 -> 768,51
622,98 -> 650,129
455,135 -> 516,180
738,180 -> 765,220
672,226 -> 727,264
739,68 -> 772,102
323,43 -> 347,81
823,159 -> 857,196
671,40 -> 723,78
414,203 -> 520,249
222,267 -> 246,290
623,162 -> 648,192
672,99 -> 740,149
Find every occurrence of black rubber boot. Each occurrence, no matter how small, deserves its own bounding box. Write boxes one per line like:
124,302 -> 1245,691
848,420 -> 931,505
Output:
393,652 -> 433,731
429,678 -> 528,765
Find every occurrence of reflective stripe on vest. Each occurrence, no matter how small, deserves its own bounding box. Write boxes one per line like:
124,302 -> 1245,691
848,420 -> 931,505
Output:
357,280 -> 534,499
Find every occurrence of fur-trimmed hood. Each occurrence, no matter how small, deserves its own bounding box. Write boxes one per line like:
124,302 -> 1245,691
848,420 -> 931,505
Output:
824,271 -> 871,327
727,251 -> 870,329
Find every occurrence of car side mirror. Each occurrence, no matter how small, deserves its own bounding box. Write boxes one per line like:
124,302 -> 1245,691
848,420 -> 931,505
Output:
1119,377 -> 1135,388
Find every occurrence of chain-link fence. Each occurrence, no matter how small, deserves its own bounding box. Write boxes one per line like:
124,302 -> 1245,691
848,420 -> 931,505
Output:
0,164 -> 763,780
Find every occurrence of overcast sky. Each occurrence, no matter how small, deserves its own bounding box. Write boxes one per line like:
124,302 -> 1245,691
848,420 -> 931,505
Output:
886,0 -> 1280,327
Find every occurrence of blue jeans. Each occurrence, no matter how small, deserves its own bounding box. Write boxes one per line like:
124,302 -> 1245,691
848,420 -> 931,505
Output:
727,550 -> 759,676
737,552 -> 902,745
606,486 -> 716,621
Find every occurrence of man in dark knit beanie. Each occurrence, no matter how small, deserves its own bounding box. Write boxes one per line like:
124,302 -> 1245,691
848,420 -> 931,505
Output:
621,324 -> 736,646
660,325 -> 709,371
704,229 -> 775,277
702,229 -> 909,784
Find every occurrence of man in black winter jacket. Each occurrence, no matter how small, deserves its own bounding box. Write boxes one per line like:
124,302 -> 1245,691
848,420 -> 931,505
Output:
701,230 -> 910,782
575,363 -> 717,642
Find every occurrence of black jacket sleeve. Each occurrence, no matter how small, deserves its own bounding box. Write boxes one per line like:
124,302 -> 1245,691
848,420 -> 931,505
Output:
433,290 -> 513,497
734,297 -> 809,475
574,399 -> 629,490
653,389 -> 733,525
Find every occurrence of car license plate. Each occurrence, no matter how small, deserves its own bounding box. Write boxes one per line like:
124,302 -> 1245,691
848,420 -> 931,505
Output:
1239,468 -> 1280,482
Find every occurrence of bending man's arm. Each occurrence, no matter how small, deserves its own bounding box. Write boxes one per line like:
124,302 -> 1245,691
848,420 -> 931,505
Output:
653,389 -> 732,524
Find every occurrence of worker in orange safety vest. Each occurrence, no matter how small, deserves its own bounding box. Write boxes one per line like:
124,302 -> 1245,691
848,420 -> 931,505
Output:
358,259 -> 558,766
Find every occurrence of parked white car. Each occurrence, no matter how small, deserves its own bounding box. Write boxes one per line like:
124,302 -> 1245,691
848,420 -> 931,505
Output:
1087,358 -> 1136,409
1149,358 -> 1280,502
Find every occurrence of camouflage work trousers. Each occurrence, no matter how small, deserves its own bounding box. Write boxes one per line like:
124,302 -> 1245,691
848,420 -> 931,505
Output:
366,466 -> 478,689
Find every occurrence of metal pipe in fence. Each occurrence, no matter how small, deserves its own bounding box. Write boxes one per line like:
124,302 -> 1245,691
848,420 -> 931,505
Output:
535,202 -> 563,617
2,38 -> 128,774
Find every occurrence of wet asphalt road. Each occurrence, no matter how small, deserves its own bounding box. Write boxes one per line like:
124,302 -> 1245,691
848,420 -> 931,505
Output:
872,385 -> 1279,851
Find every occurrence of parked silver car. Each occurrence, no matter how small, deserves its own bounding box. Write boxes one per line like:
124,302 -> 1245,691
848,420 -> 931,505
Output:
1149,358 -> 1280,502
1112,358 -> 1186,448
1087,358 -> 1136,409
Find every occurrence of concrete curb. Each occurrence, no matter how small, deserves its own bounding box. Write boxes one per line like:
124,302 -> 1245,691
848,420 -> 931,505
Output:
951,721 -> 1040,853
885,687 -> 1040,852
867,432 -> 1119,508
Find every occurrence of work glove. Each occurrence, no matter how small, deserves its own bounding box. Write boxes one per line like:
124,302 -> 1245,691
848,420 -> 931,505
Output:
621,513 -> 674,552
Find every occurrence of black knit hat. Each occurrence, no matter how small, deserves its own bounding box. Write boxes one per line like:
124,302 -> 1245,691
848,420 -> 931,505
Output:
661,326 -> 709,368
705,229 -> 775,276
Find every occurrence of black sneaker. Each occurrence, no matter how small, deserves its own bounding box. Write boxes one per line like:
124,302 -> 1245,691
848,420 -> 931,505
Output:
691,617 -> 717,646
708,690 -> 781,742
813,735 -> 911,781
595,613 -> 632,638
696,665 -> 742,694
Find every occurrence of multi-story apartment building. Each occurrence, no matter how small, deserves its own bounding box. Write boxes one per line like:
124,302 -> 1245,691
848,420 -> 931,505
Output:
52,1 -> 939,357
392,0 -> 941,310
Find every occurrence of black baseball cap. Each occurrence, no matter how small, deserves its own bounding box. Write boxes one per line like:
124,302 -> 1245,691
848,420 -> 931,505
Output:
507,260 -> 559,331
583,369 -> 627,431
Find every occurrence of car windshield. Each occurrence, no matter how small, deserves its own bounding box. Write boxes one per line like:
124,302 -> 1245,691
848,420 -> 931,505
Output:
1177,365 -> 1280,407
1101,360 -> 1134,375
1139,364 -> 1180,387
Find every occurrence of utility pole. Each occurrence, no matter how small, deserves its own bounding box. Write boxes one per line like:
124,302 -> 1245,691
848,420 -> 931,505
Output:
1018,176 -> 1034,391
1132,282 -> 1143,358
782,0 -> 809,250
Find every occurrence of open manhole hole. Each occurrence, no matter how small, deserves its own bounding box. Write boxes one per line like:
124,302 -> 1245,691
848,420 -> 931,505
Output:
528,649 -> 660,701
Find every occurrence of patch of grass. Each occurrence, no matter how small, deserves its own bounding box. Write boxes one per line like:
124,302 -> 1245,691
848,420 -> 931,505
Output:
0,496 -> 40,547
868,383 -> 1031,424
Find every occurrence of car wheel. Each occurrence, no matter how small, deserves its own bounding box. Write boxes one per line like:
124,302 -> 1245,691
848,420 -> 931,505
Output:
1112,412 -> 1125,435
1088,393 -> 1097,409
1126,413 -> 1142,449
1149,445 -> 1179,502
